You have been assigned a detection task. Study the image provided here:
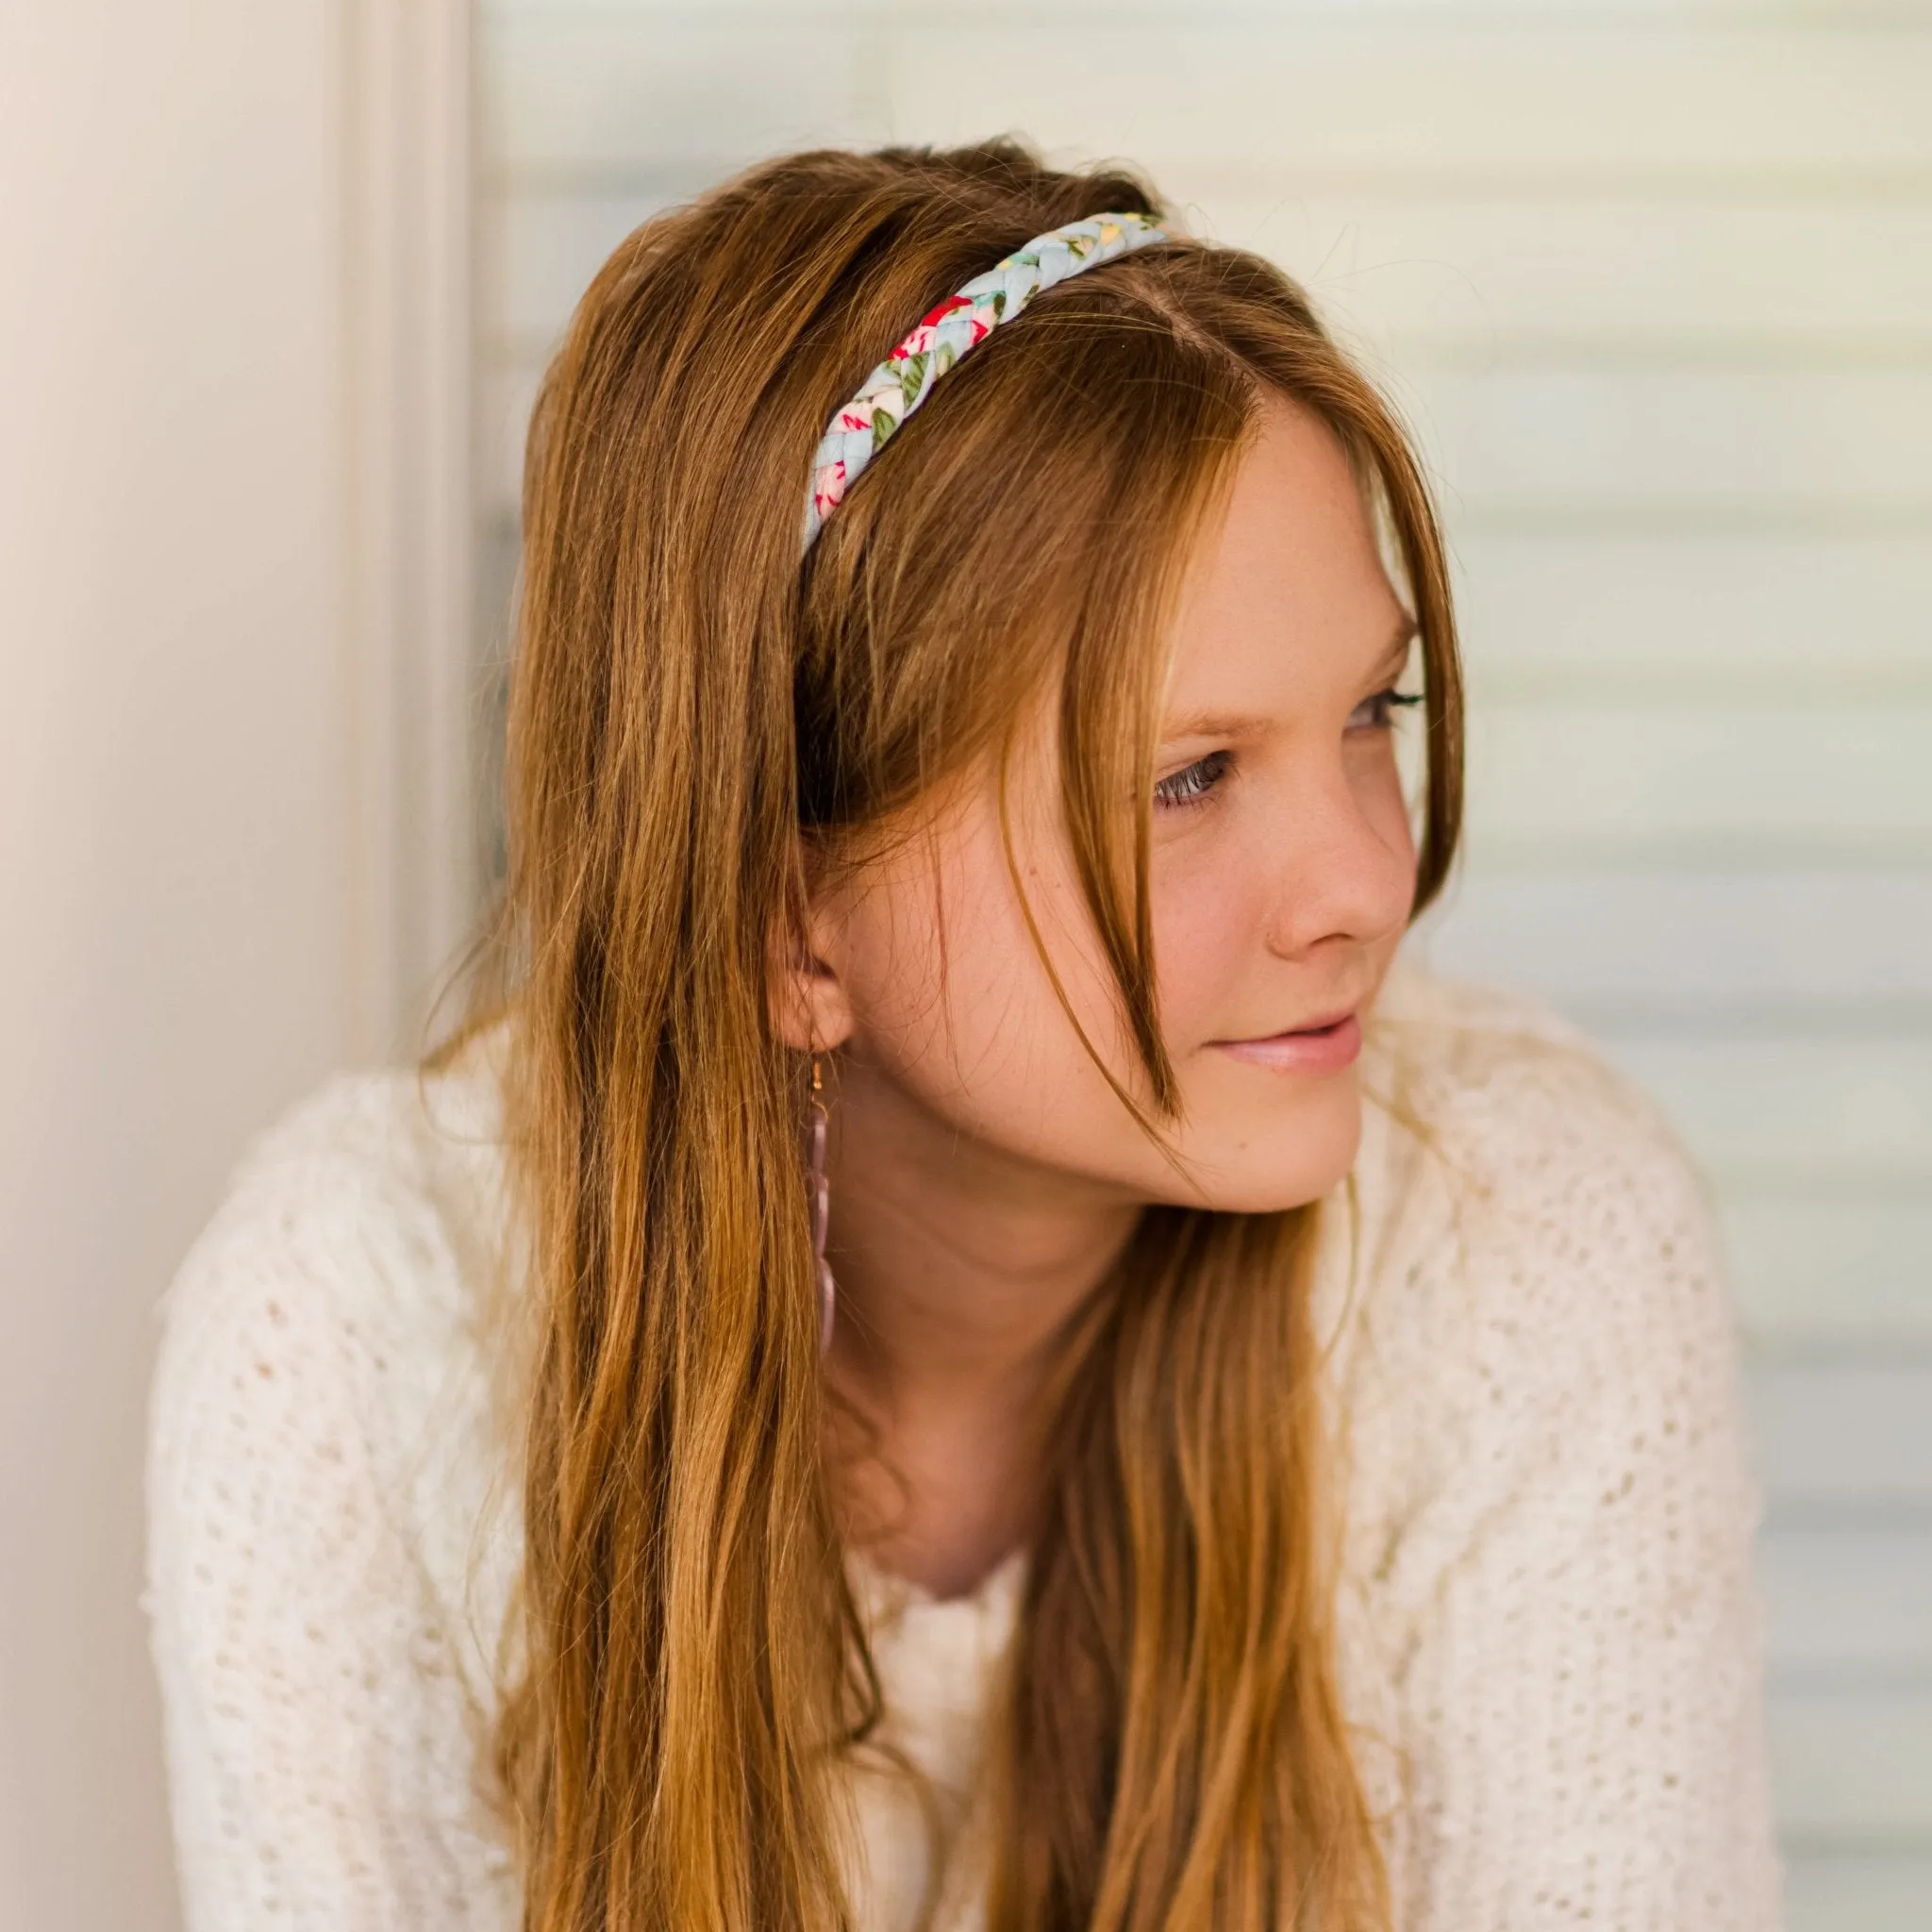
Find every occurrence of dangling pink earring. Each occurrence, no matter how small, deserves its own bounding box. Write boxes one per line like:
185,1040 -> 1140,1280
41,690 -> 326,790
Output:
808,1054 -> 836,1354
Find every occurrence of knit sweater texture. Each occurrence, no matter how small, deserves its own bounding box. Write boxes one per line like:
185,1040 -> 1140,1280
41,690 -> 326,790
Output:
143,964 -> 1784,1928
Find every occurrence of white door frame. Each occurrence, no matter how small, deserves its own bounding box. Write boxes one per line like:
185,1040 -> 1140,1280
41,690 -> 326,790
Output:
340,0 -> 478,1061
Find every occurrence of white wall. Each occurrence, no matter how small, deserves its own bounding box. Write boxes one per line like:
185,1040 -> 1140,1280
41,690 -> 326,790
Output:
0,6 -> 346,1925
475,3 -> 1932,1924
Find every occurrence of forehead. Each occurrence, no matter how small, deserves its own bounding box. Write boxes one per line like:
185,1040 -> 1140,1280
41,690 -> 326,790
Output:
1161,394 -> 1407,716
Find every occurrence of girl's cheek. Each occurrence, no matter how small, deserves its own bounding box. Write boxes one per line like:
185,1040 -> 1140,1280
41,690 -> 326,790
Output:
1359,749 -> 1420,863
1153,843 -> 1265,1031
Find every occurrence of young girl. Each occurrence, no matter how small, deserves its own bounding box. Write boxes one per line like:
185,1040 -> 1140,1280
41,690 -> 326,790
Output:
145,141 -> 1781,1930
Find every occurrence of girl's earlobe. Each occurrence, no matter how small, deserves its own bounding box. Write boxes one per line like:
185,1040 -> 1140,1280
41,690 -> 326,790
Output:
767,905 -> 857,1057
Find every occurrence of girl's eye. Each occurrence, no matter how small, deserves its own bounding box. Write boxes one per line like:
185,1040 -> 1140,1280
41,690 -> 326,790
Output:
1154,748 -> 1232,810
1348,687 -> 1424,732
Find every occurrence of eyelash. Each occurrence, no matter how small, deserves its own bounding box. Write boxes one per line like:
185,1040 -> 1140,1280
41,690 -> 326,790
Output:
1352,686 -> 1425,731
1153,748 -> 1232,809
1152,689 -> 1424,811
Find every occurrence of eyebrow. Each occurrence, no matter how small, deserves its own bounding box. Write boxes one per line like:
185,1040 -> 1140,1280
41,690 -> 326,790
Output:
1158,611 -> 1421,745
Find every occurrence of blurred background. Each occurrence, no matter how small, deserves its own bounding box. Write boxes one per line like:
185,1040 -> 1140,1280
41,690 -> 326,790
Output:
3,2 -> 1927,1926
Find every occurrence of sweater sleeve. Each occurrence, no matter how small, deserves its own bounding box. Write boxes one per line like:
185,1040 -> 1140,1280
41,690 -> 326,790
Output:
1372,1038 -> 1784,1931
143,1084 -> 522,1932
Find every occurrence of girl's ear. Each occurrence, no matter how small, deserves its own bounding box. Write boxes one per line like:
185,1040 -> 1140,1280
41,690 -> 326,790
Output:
768,861 -> 857,1057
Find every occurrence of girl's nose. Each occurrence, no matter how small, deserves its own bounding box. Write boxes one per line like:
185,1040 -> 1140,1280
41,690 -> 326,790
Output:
1258,765 -> 1417,964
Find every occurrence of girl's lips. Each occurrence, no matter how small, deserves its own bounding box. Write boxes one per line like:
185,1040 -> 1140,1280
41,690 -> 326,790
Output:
1211,1012 -> 1362,1074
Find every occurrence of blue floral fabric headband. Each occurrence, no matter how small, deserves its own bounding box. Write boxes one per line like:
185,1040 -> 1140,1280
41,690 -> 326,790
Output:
799,210 -> 1170,553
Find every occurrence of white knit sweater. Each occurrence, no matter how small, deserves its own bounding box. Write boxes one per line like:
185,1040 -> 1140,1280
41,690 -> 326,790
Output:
143,965 -> 1784,1929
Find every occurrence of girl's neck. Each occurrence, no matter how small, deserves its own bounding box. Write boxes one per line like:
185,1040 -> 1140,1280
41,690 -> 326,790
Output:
820,1053 -> 1142,1599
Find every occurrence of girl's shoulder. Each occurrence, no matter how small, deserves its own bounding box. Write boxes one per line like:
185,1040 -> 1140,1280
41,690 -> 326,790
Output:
1336,955 -> 1743,1464
145,1023 -> 525,1688
1332,979 -> 1776,1920
144,1029 -> 527,1921
1361,956 -> 1704,1226
150,1021 -> 518,1388
1330,958 -> 1750,1556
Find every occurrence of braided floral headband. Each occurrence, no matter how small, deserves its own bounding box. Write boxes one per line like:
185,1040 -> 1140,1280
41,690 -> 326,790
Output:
799,210 -> 1170,553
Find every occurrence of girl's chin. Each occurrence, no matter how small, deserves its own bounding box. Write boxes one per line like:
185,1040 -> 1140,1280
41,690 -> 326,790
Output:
1151,1091 -> 1364,1216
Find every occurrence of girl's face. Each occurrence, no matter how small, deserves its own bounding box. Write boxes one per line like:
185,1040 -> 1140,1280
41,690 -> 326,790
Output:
810,393 -> 1421,1214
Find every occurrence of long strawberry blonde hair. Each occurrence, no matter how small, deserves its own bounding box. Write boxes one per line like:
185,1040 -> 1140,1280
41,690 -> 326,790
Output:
446,138 -> 1464,1931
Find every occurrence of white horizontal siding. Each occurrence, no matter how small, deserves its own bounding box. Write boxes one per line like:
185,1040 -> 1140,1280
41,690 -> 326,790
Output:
1722,1195 -> 1932,1353
475,0 -> 1932,1908
1754,1367 -> 1932,1514
1418,869 -> 1932,1012
484,3 -> 1932,18
488,20 -> 1932,182
1786,1854 -> 1932,1932
1761,1525 -> 1932,1675
1465,701 -> 1932,856
891,23 -> 1932,183
1401,364 -> 1932,523
484,189 -> 666,349
1600,1032 -> 1932,1183
1750,1364 -> 1932,1514
1204,193 -> 1932,356
1773,1690 -> 1932,1839
1449,535 -> 1932,689
481,18 -> 874,176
